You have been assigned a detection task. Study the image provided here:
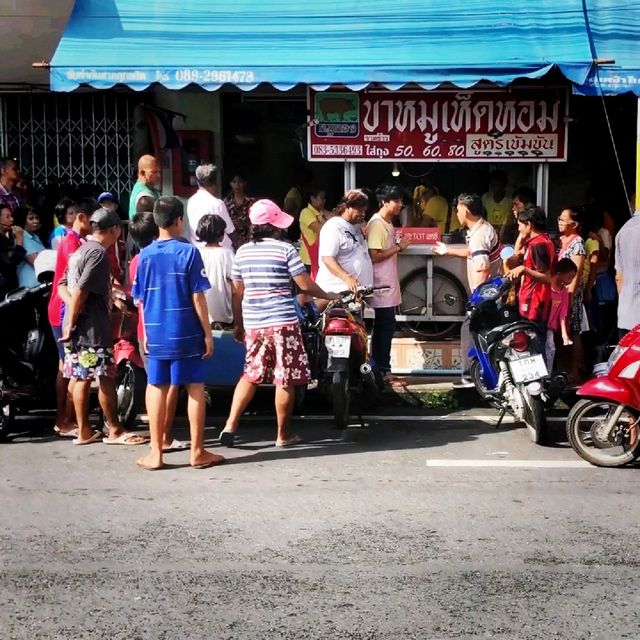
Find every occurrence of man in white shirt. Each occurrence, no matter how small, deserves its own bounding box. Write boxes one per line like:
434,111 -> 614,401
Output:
315,189 -> 373,294
187,164 -> 238,250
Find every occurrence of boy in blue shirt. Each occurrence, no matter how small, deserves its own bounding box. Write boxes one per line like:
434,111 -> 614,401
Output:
132,196 -> 225,471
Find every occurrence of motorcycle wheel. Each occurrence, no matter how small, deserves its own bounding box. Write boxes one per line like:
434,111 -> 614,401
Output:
116,361 -> 147,429
566,399 -> 640,467
522,388 -> 548,445
332,371 -> 350,430
469,359 -> 491,400
0,402 -> 13,440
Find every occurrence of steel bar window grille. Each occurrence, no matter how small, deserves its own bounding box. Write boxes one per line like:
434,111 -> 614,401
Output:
2,92 -> 134,202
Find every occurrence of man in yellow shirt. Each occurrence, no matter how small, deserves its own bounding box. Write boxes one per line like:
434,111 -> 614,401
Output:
412,181 -> 459,233
482,170 -> 512,231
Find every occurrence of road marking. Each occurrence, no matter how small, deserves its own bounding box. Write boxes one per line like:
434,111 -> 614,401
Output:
426,459 -> 592,468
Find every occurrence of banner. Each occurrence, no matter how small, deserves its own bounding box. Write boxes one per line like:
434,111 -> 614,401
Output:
308,89 -> 568,162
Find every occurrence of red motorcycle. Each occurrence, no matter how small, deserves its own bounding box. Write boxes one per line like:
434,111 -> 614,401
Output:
300,286 -> 386,430
112,305 -> 146,428
567,324 -> 640,467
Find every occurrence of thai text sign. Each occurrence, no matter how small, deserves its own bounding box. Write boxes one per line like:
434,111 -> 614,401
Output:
394,227 -> 440,244
308,89 -> 568,162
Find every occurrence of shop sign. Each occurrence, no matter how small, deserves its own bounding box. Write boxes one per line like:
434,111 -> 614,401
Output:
394,227 -> 440,244
308,89 -> 568,162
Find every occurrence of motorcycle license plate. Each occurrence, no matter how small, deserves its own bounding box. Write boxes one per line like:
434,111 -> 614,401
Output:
325,335 -> 351,358
509,354 -> 548,383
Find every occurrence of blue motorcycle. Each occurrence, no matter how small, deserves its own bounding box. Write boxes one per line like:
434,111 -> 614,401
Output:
466,274 -> 565,445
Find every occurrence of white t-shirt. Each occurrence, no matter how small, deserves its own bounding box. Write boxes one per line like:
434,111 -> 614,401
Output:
187,188 -> 235,250
198,245 -> 234,324
316,216 -> 373,293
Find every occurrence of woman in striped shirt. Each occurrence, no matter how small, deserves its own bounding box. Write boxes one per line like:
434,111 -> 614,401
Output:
220,199 -> 337,448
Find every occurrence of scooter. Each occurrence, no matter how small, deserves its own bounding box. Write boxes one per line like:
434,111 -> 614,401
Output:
0,280 -> 57,438
300,286 -> 384,430
566,324 -> 640,467
466,275 -> 565,445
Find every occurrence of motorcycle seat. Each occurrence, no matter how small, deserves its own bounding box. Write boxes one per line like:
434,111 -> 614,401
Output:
326,308 -> 350,318
484,320 -> 538,345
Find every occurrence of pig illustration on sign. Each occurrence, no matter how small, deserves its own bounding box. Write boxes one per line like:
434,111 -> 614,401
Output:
318,95 -> 358,121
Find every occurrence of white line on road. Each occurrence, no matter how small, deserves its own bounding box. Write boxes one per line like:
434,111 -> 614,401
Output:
426,459 -> 592,468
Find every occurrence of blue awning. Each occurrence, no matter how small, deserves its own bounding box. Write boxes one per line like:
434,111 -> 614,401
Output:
51,0 -> 598,93
575,0 -> 640,95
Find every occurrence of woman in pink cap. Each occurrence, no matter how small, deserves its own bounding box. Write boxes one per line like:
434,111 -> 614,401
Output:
220,199 -> 337,447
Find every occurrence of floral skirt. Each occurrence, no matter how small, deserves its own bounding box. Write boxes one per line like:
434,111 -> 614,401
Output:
243,323 -> 310,387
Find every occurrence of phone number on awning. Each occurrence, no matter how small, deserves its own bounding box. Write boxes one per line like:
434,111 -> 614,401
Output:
174,70 -> 256,84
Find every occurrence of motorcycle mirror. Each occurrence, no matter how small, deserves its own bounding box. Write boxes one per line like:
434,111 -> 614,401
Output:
500,246 -> 515,260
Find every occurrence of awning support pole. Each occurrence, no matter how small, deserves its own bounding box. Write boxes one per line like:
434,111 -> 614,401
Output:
344,160 -> 355,191
535,163 -> 549,213
636,97 -> 640,212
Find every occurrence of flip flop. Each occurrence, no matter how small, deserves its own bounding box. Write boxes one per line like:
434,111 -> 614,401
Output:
164,439 -> 190,452
219,430 -> 235,448
191,456 -> 226,470
275,435 -> 303,448
102,432 -> 148,446
136,460 -> 166,471
54,426 -> 78,438
148,439 -> 191,452
72,430 -> 103,446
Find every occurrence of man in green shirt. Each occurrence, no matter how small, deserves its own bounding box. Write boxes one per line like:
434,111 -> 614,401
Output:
128,155 -> 162,220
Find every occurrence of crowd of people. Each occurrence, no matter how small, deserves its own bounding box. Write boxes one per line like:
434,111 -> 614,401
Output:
0,151 -> 639,470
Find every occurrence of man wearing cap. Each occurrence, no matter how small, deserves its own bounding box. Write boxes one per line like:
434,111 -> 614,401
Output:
187,164 -> 237,250
219,199 -> 337,448
128,155 -> 162,220
97,190 -> 126,283
59,207 -> 146,446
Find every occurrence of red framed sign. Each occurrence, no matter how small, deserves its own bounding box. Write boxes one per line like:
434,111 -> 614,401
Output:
308,89 -> 568,162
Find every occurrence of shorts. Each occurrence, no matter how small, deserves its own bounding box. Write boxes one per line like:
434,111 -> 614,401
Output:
63,345 -> 117,381
51,325 -> 65,361
147,355 -> 205,386
243,323 -> 310,387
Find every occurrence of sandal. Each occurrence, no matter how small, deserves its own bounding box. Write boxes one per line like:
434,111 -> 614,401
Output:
275,434 -> 304,448
72,430 -> 103,446
103,432 -> 148,445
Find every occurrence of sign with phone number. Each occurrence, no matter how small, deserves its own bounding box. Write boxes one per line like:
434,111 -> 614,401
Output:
308,88 -> 568,162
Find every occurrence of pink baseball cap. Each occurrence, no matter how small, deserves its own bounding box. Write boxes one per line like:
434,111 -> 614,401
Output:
249,199 -> 294,229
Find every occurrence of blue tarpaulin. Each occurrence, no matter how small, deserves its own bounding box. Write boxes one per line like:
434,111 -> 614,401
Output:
49,0 -> 637,95
576,0 -> 640,96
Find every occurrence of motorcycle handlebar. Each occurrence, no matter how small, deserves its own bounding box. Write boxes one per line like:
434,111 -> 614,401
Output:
332,285 -> 390,306
0,282 -> 51,310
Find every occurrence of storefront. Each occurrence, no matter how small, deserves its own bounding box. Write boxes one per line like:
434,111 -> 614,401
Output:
42,0 -> 640,371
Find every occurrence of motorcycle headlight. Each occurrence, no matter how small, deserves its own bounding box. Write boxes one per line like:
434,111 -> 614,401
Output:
607,345 -> 627,369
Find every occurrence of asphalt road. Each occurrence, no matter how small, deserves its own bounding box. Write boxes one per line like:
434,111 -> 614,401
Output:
1,408 -> 639,640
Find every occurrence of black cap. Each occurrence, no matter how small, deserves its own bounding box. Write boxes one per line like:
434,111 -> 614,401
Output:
90,207 -> 122,230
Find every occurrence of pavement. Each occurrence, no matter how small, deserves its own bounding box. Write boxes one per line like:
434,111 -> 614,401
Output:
2,401 -> 639,640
